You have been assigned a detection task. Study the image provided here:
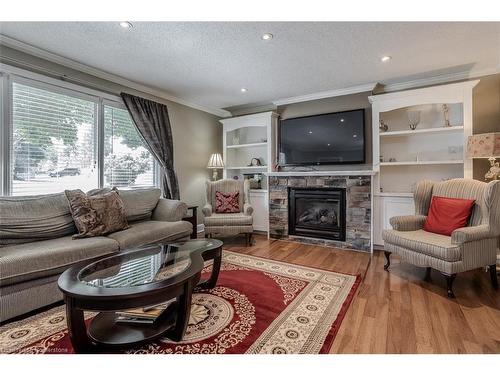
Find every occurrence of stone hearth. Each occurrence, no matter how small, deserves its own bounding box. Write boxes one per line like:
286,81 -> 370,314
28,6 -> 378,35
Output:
268,174 -> 372,252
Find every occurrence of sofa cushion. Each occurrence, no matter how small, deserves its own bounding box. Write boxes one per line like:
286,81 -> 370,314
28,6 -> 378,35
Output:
88,188 -> 161,222
215,191 -> 240,213
423,196 -> 475,236
0,193 -> 76,246
204,213 -> 253,227
383,229 -> 461,262
107,220 -> 192,249
0,235 -> 119,286
65,188 -> 129,238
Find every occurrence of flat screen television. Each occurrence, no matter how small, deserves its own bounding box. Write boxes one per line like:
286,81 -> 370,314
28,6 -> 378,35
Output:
279,109 -> 365,166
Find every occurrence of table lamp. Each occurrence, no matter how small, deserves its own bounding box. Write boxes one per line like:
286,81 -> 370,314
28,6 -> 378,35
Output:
207,153 -> 224,181
466,132 -> 500,180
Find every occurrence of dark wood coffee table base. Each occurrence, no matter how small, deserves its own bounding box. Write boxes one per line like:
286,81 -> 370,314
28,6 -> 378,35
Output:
60,241 -> 222,353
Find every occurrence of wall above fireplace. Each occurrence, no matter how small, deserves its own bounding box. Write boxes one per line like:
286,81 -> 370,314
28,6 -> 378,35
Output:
267,172 -> 373,252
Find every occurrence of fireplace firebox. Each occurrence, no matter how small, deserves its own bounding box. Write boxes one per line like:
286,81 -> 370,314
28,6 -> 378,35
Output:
288,188 -> 346,241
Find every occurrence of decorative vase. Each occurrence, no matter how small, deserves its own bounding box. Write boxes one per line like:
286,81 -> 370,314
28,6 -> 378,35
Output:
408,110 -> 420,130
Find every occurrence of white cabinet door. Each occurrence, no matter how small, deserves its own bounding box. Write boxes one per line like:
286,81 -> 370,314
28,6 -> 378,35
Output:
374,196 -> 415,245
249,190 -> 269,233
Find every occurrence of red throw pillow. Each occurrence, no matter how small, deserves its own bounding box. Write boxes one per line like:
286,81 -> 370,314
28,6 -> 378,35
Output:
423,196 -> 475,236
215,191 -> 240,213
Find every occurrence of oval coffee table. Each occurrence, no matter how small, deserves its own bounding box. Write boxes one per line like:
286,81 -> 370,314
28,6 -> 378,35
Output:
58,239 -> 223,353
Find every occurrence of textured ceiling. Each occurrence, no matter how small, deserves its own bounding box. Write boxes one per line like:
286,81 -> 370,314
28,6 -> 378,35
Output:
1,22 -> 499,113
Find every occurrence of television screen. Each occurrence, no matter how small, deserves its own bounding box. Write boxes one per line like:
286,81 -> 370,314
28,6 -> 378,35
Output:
279,109 -> 365,165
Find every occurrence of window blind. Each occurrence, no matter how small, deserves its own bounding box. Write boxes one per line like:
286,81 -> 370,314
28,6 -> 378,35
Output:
103,105 -> 155,188
11,82 -> 98,196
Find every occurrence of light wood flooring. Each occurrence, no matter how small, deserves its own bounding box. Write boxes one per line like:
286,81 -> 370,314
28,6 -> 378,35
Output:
223,234 -> 500,353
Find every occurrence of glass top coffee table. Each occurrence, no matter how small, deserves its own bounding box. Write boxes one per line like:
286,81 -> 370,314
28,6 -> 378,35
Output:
58,239 -> 223,353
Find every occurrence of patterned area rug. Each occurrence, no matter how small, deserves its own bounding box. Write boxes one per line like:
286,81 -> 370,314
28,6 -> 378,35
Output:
0,250 -> 360,354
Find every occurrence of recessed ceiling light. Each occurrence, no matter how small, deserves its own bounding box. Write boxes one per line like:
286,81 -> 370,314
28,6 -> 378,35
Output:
308,131 -> 313,134
353,134 -> 358,138
262,33 -> 273,41
119,21 -> 133,29
381,55 -> 392,62
327,143 -> 331,146
240,88 -> 248,93
340,118 -> 345,122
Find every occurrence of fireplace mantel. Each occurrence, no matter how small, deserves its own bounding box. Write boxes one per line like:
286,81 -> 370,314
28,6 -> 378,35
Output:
265,170 -> 376,177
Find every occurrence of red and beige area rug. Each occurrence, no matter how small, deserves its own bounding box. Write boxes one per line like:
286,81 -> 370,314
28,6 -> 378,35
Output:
0,251 -> 360,354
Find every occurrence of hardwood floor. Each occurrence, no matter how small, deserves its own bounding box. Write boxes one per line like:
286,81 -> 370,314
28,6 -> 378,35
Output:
223,234 -> 500,354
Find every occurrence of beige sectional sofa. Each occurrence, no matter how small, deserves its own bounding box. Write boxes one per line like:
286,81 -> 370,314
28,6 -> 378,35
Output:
0,188 -> 192,322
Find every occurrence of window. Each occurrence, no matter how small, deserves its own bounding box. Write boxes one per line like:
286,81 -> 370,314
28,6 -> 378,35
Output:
104,105 -> 155,188
11,82 -> 98,195
1,70 -> 158,196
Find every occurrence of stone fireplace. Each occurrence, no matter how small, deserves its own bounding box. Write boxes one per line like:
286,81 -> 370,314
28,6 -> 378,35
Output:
267,172 -> 373,252
289,188 -> 346,241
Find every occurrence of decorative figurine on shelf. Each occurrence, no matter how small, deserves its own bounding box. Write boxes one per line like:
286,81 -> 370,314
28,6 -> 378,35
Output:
379,119 -> 388,132
248,157 -> 262,167
407,110 -> 420,130
243,173 -> 263,189
442,104 -> 451,127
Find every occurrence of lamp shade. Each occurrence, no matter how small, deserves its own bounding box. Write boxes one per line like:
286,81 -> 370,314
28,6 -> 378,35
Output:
207,153 -> 224,168
466,132 -> 500,158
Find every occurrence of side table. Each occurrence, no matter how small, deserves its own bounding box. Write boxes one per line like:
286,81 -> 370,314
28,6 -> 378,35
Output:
183,205 -> 198,239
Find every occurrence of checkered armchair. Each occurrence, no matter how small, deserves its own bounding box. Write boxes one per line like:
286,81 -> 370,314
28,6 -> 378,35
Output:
382,178 -> 500,297
203,179 -> 254,245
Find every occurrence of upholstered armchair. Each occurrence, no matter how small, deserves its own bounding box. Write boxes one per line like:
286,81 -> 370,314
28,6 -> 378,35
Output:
383,179 -> 500,298
203,179 -> 254,245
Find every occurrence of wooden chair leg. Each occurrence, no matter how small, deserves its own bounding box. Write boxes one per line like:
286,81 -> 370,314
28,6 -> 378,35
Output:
490,264 -> 499,290
383,251 -> 391,270
442,273 -> 456,298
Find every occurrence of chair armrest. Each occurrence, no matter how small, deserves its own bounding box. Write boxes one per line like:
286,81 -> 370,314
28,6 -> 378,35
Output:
390,215 -> 426,231
152,199 -> 188,222
451,225 -> 492,244
244,203 -> 253,216
202,204 -> 213,217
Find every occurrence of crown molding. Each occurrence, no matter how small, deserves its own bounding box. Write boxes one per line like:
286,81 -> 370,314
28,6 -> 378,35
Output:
379,67 -> 500,93
0,35 -> 231,118
272,83 -> 377,106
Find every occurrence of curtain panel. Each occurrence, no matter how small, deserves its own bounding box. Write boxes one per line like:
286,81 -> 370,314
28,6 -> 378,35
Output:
120,93 -> 180,199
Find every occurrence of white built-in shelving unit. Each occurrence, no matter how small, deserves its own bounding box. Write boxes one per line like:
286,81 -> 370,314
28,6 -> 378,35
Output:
369,80 -> 479,245
219,111 -> 278,233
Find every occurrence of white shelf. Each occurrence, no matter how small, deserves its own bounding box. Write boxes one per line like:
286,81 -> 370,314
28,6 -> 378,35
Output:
380,160 -> 463,166
226,142 -> 267,149
380,126 -> 464,138
225,166 -> 268,170
375,192 -> 414,197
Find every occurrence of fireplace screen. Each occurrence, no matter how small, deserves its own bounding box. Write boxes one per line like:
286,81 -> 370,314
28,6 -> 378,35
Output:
289,188 -> 346,241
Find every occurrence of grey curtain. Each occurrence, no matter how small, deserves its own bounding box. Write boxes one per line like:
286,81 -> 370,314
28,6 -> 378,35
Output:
121,93 -> 180,200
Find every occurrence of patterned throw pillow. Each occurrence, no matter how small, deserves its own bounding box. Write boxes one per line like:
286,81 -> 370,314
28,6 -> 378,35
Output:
65,188 -> 130,239
215,191 -> 240,213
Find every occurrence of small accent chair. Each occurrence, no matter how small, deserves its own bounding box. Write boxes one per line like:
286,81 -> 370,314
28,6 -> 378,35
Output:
203,179 -> 254,245
382,178 -> 499,298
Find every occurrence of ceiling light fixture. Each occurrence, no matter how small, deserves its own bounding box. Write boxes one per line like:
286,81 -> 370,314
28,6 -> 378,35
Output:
240,88 -> 248,93
340,118 -> 345,122
119,21 -> 133,29
262,33 -> 273,41
381,55 -> 392,62
308,131 -> 313,134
